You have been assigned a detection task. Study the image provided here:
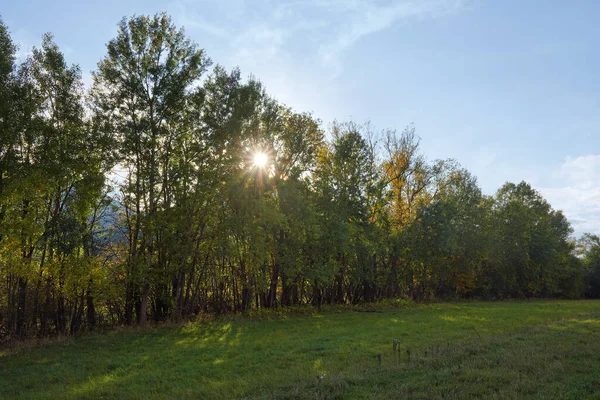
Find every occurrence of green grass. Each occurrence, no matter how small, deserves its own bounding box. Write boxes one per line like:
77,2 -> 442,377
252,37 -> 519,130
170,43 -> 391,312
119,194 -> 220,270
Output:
2,300 -> 600,399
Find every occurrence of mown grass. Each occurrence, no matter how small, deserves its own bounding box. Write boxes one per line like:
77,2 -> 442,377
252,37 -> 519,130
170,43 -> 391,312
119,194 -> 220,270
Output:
1,300 -> 600,399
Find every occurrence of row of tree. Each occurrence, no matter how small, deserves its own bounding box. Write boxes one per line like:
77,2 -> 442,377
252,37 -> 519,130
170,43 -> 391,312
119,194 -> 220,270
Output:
0,13 -> 598,338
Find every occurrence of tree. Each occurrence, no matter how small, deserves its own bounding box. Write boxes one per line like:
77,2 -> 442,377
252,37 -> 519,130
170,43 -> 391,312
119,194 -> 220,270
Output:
490,182 -> 576,298
382,126 -> 467,300
0,29 -> 107,336
0,17 -> 19,336
90,13 -> 210,325
409,169 -> 484,299
577,234 -> 600,298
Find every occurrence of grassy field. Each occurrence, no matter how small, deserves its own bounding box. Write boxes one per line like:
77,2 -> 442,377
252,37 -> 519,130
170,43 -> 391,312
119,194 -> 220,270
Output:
1,300 -> 600,399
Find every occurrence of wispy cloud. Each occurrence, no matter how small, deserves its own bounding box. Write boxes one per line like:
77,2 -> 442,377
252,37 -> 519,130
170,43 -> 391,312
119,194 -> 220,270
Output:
318,0 -> 468,76
232,25 -> 287,65
471,145 -> 497,171
172,1 -> 230,38
174,0 -> 470,77
12,28 -> 38,59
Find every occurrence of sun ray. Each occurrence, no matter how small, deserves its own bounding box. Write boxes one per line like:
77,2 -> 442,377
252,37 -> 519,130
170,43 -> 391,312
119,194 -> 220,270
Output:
253,152 -> 268,168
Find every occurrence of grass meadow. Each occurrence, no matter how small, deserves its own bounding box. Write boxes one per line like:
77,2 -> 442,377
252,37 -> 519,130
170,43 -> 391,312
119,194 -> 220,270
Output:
2,300 -> 600,399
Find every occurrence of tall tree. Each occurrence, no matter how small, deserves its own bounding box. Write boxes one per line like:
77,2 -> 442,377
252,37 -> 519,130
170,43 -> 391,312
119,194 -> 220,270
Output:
90,13 -> 210,325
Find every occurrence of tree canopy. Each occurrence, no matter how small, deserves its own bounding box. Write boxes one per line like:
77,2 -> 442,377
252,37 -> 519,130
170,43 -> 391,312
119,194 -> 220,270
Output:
0,13 -> 596,338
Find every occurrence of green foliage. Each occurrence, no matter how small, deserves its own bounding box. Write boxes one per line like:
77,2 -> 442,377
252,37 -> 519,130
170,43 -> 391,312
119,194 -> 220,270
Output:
577,234 -> 600,297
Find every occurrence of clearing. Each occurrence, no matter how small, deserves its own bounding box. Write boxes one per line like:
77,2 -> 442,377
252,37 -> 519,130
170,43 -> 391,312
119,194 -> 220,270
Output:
1,300 -> 600,399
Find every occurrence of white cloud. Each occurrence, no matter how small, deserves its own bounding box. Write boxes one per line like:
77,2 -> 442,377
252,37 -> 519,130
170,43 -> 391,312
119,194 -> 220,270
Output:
557,155 -> 600,188
540,155 -> 600,236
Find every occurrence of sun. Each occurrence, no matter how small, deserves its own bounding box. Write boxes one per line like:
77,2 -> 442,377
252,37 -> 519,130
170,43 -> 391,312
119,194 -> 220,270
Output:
253,152 -> 268,168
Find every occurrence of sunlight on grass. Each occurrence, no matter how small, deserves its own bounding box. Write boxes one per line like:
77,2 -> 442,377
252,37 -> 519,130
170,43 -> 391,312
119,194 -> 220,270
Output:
441,315 -> 458,322
69,370 -> 121,397
312,358 -> 326,375
441,315 -> 487,323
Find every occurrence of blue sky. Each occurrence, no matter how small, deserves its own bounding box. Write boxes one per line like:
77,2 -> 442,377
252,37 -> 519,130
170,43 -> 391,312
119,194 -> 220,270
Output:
3,0 -> 600,235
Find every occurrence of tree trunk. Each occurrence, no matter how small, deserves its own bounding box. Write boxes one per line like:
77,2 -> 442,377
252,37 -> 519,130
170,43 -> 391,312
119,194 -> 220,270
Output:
125,280 -> 134,326
281,272 -> 290,306
267,262 -> 279,308
86,279 -> 96,330
16,277 -> 27,336
139,283 -> 150,326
